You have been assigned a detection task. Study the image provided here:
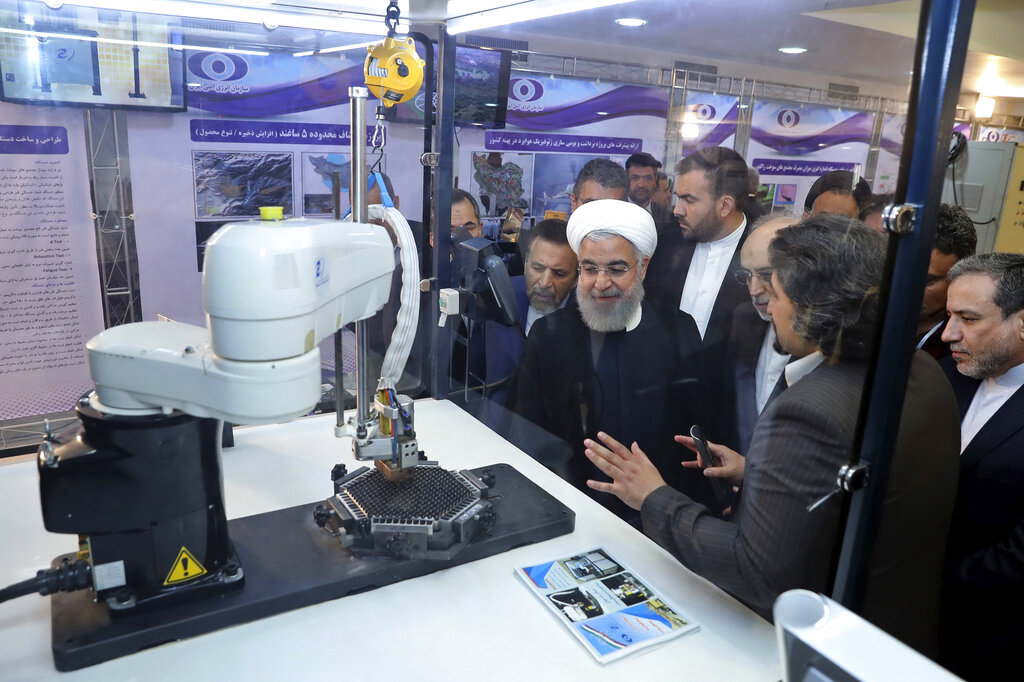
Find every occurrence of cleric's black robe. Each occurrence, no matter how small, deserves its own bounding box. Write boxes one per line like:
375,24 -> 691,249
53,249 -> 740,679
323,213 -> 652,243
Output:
506,300 -> 709,520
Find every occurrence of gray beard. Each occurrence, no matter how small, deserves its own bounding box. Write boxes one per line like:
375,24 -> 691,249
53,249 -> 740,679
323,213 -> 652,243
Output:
577,278 -> 644,332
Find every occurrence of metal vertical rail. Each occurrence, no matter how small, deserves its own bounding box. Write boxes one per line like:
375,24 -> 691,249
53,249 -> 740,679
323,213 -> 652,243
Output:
429,29 -> 457,399
349,86 -> 372,435
830,0 -> 976,609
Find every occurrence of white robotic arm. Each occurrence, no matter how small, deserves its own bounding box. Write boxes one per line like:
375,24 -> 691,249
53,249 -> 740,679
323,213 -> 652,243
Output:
86,217 -> 395,425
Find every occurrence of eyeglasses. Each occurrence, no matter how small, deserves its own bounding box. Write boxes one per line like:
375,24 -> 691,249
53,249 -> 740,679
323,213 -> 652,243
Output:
734,268 -> 774,286
578,263 -> 635,279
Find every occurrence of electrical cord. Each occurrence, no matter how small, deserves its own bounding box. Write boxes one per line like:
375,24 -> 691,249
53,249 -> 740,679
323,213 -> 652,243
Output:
0,559 -> 91,604
949,136 -> 997,225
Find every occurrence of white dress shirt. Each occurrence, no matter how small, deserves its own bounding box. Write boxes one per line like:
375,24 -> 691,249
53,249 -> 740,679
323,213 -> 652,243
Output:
525,295 -> 570,336
784,350 -> 825,388
960,361 -> 1024,453
755,326 -> 791,413
679,217 -> 746,339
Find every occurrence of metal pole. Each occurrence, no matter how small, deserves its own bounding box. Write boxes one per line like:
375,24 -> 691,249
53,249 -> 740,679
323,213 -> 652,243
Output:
349,86 -> 373,436
429,28 -> 457,399
830,0 -> 976,610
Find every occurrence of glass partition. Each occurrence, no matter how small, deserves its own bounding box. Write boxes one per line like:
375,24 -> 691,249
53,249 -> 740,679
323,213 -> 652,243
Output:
0,0 -> 1017,675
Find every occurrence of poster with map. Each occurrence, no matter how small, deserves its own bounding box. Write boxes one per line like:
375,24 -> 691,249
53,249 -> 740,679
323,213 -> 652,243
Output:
468,151 -> 533,217
193,150 -> 294,218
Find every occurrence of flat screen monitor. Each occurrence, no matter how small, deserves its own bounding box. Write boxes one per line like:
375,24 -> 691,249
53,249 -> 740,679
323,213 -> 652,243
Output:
0,8 -> 186,111
386,43 -> 510,129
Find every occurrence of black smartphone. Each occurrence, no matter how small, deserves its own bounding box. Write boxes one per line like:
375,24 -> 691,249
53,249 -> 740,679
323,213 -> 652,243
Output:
690,424 -> 729,508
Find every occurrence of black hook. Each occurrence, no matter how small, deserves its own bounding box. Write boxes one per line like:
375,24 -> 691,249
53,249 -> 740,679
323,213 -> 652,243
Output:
385,0 -> 401,37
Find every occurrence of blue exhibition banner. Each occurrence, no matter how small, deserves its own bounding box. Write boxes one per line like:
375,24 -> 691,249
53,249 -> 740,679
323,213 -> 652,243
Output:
750,102 -> 874,155
506,75 -> 668,131
185,50 -> 368,117
0,125 -> 69,154
189,119 -> 381,146
680,93 -> 739,153
485,130 -> 641,153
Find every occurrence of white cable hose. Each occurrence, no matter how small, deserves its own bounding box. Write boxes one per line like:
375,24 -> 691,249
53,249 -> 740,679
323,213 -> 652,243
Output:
366,204 -> 420,391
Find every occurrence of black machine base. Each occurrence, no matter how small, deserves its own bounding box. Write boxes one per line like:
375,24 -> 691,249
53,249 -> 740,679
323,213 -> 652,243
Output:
48,463 -> 574,671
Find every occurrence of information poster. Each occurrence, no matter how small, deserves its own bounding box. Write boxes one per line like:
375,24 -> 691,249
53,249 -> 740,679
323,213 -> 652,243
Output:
0,108 -> 103,419
126,48 -> 424,326
456,75 -> 667,220
748,102 -> 875,212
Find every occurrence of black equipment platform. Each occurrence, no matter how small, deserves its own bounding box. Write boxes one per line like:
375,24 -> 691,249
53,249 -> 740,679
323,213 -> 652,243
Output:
49,463 -> 575,671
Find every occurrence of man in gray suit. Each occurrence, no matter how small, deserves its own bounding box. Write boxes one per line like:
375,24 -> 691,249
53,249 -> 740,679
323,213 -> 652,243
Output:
584,215 -> 960,656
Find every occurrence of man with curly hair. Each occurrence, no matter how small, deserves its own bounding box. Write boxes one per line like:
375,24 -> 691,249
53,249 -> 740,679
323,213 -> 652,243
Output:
584,215 -> 959,656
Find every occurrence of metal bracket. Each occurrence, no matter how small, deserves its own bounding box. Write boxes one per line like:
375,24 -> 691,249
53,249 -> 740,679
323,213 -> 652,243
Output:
882,203 -> 917,234
807,463 -> 869,512
420,152 -> 440,168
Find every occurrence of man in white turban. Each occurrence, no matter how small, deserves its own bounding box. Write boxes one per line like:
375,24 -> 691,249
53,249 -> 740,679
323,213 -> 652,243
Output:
507,199 -> 702,527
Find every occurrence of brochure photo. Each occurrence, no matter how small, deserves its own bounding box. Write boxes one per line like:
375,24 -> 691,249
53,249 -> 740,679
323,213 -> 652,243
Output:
515,548 -> 699,663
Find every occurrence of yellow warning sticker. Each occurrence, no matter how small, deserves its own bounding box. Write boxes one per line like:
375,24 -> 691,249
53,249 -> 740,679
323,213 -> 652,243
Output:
163,546 -> 208,586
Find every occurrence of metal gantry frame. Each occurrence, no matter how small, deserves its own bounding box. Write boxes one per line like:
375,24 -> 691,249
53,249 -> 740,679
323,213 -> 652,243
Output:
85,109 -> 143,330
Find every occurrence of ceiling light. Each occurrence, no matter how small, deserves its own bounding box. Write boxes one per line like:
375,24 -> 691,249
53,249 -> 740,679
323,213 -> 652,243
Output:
0,25 -> 269,55
975,95 -> 996,120
778,47 -> 807,54
36,0 -> 404,35
596,111 -> 608,115
447,0 -> 637,35
680,123 -> 700,139
615,18 -> 646,27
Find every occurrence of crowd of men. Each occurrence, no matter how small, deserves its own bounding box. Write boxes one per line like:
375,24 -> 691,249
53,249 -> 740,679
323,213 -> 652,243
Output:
423,148 -> 1020,678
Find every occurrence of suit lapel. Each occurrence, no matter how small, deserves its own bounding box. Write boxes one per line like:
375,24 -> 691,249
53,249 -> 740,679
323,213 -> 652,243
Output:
703,230 -> 748,346
961,385 -> 1024,470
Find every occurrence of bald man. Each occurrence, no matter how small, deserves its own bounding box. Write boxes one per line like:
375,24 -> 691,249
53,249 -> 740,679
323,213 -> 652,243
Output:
726,212 -> 801,451
507,200 -> 701,525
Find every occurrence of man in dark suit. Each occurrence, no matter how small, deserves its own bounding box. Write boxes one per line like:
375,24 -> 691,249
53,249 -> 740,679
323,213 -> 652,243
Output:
625,152 -> 674,230
482,218 -> 576,405
644,146 -> 752,445
726,213 -> 800,452
938,252 -> 1024,681
916,203 -> 977,361
585,215 -> 960,656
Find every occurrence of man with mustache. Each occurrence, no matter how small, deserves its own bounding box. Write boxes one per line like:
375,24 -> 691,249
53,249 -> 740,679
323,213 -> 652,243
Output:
508,200 -> 700,526
625,152 -> 673,230
480,218 -> 577,405
938,253 -> 1024,680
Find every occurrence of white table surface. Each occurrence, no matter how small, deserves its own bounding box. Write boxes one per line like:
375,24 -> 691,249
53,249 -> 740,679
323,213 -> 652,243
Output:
0,400 -> 779,681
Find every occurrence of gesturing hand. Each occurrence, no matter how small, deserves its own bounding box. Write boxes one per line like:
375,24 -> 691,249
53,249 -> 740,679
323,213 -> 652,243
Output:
584,432 -> 667,510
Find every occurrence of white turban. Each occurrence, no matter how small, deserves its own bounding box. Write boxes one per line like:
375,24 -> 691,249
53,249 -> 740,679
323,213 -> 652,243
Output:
566,199 -> 658,258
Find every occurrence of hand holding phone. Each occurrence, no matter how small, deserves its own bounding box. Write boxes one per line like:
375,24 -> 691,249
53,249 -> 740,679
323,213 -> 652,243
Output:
689,424 -> 730,508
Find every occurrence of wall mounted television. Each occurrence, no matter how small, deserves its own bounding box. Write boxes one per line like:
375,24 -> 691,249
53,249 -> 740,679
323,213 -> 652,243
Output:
385,43 -> 511,129
0,6 -> 186,111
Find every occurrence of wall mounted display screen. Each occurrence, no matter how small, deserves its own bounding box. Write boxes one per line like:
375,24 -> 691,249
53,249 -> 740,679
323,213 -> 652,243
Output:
0,6 -> 185,111
386,44 -> 511,129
